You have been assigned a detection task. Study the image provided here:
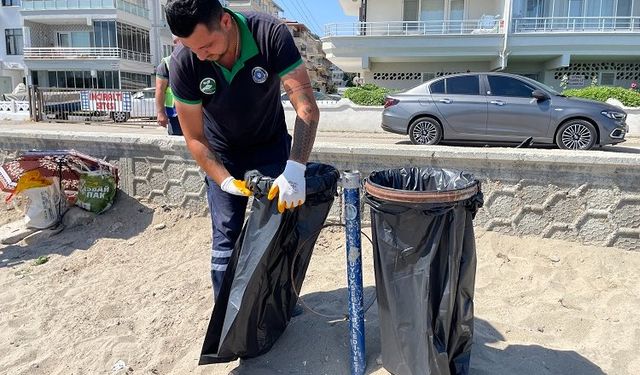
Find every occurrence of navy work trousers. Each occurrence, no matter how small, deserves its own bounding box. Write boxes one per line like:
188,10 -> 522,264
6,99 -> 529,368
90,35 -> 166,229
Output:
205,160 -> 286,300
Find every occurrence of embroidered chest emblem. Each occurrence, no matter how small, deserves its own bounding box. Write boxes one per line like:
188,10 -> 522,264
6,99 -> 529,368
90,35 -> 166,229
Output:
200,78 -> 217,95
252,67 -> 268,84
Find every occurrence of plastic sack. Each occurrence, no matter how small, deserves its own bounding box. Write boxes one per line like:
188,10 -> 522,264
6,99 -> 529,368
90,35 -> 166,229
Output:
363,167 -> 483,375
21,176 -> 62,229
75,170 -> 117,214
199,163 -> 339,364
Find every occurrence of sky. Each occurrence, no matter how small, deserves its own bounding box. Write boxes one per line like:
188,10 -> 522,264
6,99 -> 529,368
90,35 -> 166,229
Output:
276,0 -> 358,36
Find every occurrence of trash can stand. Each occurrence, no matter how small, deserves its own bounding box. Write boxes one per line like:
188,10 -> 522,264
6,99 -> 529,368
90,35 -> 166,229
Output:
363,167 -> 483,375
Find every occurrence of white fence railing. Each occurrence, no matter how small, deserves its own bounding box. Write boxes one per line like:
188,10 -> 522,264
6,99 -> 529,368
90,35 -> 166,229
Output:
324,18 -> 504,37
0,101 -> 30,113
24,47 -> 151,63
21,0 -> 148,18
24,47 -> 121,59
513,16 -> 640,32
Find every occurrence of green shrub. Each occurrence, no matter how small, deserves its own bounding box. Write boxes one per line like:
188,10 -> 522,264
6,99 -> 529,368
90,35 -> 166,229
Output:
563,86 -> 640,107
344,84 -> 390,106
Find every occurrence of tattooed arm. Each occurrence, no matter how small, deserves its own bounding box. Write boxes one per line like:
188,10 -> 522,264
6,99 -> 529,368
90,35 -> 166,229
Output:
174,101 -> 231,185
281,64 -> 320,163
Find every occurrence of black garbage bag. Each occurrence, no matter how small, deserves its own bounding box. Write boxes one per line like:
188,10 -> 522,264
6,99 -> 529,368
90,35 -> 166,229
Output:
199,162 -> 339,365
363,167 -> 483,375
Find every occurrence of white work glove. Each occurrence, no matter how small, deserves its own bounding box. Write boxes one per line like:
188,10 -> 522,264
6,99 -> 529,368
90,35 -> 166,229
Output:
268,160 -> 306,213
220,176 -> 251,196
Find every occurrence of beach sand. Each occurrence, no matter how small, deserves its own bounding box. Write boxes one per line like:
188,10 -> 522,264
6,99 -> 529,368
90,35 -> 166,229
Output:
1,193 -> 638,375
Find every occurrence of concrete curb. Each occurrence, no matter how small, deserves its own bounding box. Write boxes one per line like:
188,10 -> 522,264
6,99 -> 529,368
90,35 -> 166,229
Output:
0,129 -> 639,251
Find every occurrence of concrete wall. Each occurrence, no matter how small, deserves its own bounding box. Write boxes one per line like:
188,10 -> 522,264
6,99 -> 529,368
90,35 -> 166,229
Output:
0,129 -> 639,251
284,100 -> 384,133
367,0 -> 403,22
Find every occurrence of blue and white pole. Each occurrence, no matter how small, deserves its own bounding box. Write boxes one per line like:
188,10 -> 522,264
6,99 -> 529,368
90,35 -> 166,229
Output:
342,171 -> 366,375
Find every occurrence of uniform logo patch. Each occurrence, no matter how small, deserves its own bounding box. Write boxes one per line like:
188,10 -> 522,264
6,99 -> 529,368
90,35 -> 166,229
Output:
200,78 -> 217,95
252,67 -> 268,84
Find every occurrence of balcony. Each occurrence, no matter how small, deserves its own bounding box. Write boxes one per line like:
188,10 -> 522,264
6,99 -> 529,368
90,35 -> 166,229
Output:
21,0 -> 149,18
325,18 -> 505,37
24,47 -> 150,63
513,16 -> 640,33
323,19 -> 506,72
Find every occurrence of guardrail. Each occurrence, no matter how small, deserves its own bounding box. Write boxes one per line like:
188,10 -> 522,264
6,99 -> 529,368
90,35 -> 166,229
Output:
23,47 -> 150,63
513,16 -> 640,33
324,18 -> 504,37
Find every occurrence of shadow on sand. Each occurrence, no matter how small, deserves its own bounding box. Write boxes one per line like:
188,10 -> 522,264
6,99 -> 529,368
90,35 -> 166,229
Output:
223,287 -> 604,375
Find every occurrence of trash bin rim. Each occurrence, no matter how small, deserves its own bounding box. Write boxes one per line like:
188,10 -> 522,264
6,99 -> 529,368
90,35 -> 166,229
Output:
363,178 -> 479,204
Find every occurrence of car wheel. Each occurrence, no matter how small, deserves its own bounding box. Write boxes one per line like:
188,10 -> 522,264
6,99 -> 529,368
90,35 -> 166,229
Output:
408,117 -> 443,145
111,111 -> 130,123
556,120 -> 597,150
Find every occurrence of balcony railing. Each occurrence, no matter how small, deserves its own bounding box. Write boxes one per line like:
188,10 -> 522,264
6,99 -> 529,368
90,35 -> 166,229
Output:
21,0 -> 148,18
324,19 -> 505,37
24,47 -> 150,63
513,16 -> 640,33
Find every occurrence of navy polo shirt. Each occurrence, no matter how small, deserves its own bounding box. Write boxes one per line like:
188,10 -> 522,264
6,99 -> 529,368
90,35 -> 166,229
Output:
169,9 -> 303,167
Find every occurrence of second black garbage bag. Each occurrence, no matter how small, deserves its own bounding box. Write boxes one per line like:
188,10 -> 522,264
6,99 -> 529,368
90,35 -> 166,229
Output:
364,167 -> 483,375
199,162 -> 339,365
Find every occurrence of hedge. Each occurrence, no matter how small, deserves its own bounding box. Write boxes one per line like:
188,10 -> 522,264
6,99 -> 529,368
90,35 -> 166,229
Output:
344,84 -> 390,106
563,86 -> 640,107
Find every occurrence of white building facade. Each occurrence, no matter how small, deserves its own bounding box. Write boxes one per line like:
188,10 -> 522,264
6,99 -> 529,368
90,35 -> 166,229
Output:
0,0 -> 26,94
0,0 -> 174,93
325,0 -> 640,90
225,0 -> 283,17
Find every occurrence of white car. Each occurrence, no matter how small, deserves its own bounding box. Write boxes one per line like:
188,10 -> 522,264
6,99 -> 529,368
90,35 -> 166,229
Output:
129,87 -> 157,119
109,87 -> 157,122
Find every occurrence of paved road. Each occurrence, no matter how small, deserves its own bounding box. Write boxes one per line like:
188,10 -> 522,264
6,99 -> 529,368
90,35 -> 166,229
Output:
1,119 -> 639,154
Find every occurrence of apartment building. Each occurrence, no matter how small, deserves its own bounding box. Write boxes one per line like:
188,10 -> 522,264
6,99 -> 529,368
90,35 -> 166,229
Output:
325,0 -> 640,90
0,0 -> 174,93
0,0 -> 25,94
285,20 -> 333,92
225,0 -> 283,17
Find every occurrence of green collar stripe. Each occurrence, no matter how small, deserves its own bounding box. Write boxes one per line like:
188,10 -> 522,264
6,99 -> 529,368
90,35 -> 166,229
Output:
174,95 -> 202,105
278,58 -> 303,78
216,9 -> 260,84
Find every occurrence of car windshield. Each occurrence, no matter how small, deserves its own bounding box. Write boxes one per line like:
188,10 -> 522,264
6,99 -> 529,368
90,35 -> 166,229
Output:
519,76 -> 562,95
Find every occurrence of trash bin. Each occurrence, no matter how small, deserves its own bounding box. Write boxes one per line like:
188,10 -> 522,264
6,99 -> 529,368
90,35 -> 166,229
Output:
199,163 -> 340,364
363,167 -> 483,375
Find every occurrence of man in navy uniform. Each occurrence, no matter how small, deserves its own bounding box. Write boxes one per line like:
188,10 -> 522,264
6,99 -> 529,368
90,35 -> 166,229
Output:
165,0 -> 319,301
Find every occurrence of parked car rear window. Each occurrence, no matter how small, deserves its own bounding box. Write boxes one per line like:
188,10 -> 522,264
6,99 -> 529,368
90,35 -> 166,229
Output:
430,79 -> 445,94
446,75 -> 480,95
488,76 -> 537,97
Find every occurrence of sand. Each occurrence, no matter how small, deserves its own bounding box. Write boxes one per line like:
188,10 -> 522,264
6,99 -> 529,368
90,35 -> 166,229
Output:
1,192 -> 639,375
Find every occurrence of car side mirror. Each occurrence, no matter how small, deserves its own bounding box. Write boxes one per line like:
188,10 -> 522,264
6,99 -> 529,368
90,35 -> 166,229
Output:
532,90 -> 549,101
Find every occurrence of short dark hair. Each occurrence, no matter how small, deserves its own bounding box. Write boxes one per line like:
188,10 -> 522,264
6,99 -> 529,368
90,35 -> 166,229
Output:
165,0 -> 224,38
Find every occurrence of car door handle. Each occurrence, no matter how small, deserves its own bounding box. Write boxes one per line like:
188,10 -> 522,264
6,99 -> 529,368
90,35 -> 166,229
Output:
490,100 -> 505,106
439,99 -> 452,104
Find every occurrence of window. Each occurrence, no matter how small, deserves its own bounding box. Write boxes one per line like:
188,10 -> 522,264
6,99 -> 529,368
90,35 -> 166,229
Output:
5,28 -> 23,55
56,31 -> 92,48
430,79 -> 445,94
446,75 -> 480,95
162,44 -> 173,57
488,75 -> 536,97
116,22 -> 150,62
46,70 -> 119,89
120,72 -> 151,90
2,0 -> 20,5
599,72 -> 616,86
94,21 -> 117,48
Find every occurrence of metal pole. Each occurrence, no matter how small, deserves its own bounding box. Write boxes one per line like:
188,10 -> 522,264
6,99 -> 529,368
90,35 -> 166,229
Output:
342,170 -> 365,375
